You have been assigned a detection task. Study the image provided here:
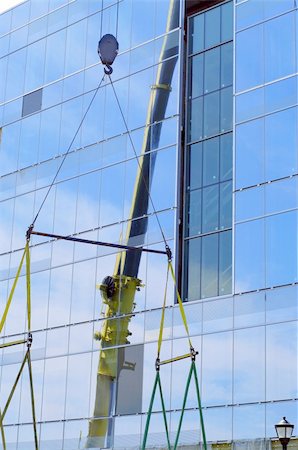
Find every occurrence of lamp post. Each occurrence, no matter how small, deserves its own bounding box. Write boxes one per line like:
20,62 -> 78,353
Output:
275,417 -> 294,450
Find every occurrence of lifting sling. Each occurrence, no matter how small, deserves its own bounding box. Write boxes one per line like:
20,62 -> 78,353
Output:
141,259 -> 208,450
0,240 -> 39,450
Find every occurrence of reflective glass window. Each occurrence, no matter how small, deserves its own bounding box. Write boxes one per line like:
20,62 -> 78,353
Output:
188,96 -> 203,142
204,47 -> 220,94
266,177 -> 298,215
203,137 -> 219,186
184,238 -> 201,301
202,185 -> 219,233
265,76 -> 296,114
186,189 -> 201,237
236,118 -> 264,189
264,12 -> 295,83
220,132 -> 232,181
204,91 -> 220,138
189,11 -> 204,54
201,233 -> 218,298
205,7 -> 220,49
235,219 -> 265,292
219,230 -> 232,295
221,42 -> 233,88
235,186 -> 264,222
236,25 -> 264,92
265,107 -> 297,181
190,53 -> 203,98
266,322 -> 297,400
236,87 -> 264,123
266,211 -> 298,287
266,285 -> 298,324
221,1 -> 233,42
220,86 -> 233,132
236,0 -> 264,31
234,327 -> 265,403
187,142 -> 202,190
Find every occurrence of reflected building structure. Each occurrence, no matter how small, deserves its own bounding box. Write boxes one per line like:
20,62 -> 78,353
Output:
0,0 -> 297,448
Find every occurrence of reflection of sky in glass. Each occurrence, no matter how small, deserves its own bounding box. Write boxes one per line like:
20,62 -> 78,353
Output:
0,0 -> 298,447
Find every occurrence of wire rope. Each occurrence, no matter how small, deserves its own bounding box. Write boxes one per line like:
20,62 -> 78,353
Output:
107,74 -> 171,257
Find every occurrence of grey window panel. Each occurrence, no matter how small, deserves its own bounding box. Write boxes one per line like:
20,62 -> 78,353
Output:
116,344 -> 144,415
22,88 -> 42,117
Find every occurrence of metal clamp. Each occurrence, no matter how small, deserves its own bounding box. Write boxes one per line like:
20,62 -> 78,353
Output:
27,332 -> 33,349
190,346 -> 198,362
155,357 -> 160,372
26,224 -> 34,241
165,245 -> 172,262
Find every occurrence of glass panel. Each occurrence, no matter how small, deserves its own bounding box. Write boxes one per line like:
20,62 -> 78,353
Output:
202,332 -> 233,406
184,238 -> 201,302
188,96 -> 203,142
220,181 -> 232,229
266,285 -> 298,324
236,25 -> 264,92
266,211 -> 298,287
221,42 -> 233,88
42,356 -> 67,421
187,189 -> 201,237
205,7 -> 220,49
65,353 -> 92,419
266,322 -> 297,400
266,177 -> 298,215
203,297 -> 233,333
265,107 -> 297,181
189,13 -> 204,54
236,0 -> 263,31
234,327 -> 265,403
188,142 -> 202,190
220,132 -> 232,181
203,137 -> 219,186
201,233 -> 218,298
204,407 -> 232,442
264,12 -> 295,83
203,91 -> 219,138
235,186 -> 264,222
265,76 -> 296,114
219,230 -> 232,295
204,47 -> 220,94
202,185 -> 219,233
236,87 -> 264,123
233,404 -> 266,440
236,118 -> 264,189
221,1 -> 233,42
190,53 -> 203,98
44,29 -> 66,84
220,86 -> 233,132
24,40 -> 45,93
234,291 -> 265,328
235,219 -> 265,293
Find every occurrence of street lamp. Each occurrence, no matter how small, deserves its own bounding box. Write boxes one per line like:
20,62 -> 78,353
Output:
275,417 -> 294,450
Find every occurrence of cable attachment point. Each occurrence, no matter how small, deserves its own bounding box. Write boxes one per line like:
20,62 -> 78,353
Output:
155,358 -> 160,372
190,346 -> 198,362
26,224 -> 34,241
104,65 -> 113,75
27,332 -> 33,349
165,245 -> 172,262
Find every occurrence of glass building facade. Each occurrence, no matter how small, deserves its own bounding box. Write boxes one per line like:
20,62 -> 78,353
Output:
0,0 -> 297,448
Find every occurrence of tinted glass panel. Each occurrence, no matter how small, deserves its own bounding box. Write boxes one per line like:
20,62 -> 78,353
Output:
201,233 -> 218,298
